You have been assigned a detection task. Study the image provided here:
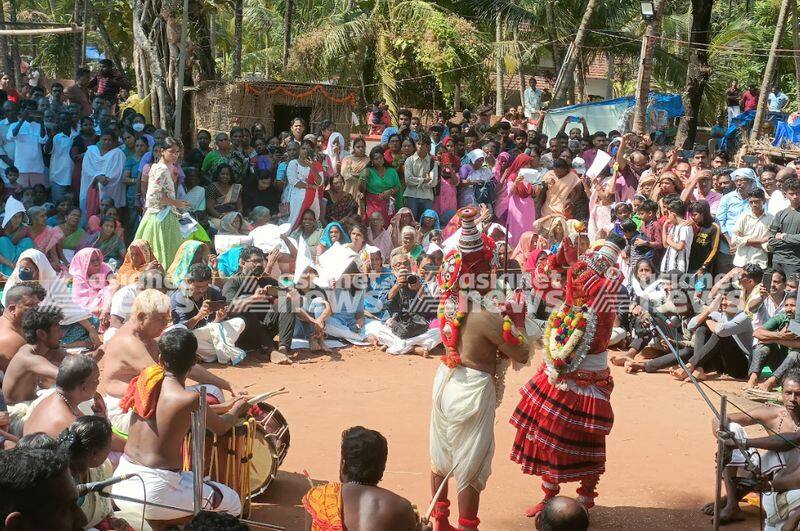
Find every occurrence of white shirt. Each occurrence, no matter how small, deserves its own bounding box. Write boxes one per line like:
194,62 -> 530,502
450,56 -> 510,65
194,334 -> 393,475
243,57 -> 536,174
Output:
7,120 -> 48,174
523,87 -> 543,117
730,210 -> 773,269
110,284 -> 140,322
769,189 -> 791,216
48,131 -> 76,186
0,118 -> 15,177
660,223 -> 693,273
285,159 -> 310,207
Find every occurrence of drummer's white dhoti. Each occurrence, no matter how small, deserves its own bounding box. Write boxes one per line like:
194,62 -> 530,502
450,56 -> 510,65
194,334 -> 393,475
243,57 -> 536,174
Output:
429,364 -> 496,493
112,455 -> 241,520
104,394 -> 132,438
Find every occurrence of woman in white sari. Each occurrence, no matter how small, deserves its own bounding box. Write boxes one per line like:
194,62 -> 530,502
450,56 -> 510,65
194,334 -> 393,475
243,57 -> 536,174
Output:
79,131 -> 127,222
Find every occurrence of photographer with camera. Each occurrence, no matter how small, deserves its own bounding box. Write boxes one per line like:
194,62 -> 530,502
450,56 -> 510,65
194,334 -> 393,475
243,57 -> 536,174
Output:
172,263 -> 246,364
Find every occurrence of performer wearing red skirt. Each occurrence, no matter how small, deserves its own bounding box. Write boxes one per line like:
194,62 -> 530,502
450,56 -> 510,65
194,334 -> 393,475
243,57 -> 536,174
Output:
510,232 -> 625,516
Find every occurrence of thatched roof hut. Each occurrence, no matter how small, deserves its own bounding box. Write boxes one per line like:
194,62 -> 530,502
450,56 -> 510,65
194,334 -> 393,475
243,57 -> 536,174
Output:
190,80 -> 357,140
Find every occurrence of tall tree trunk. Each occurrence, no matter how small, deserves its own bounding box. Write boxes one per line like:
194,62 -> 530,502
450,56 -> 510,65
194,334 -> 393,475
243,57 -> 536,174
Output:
552,0 -> 598,106
494,7 -> 503,115
793,1 -> 800,112
131,0 -> 172,129
453,80 -> 461,112
632,0 -> 666,134
232,0 -> 243,78
674,0 -> 713,149
545,0 -> 561,79
605,51 -> 614,99
283,0 -> 293,68
0,0 -> 7,74
8,0 -> 20,88
514,25 -> 525,109
573,56 -> 585,104
73,0 -> 83,71
133,42 -> 145,96
750,0 -> 791,142
92,7 -> 124,73
190,2 -> 215,81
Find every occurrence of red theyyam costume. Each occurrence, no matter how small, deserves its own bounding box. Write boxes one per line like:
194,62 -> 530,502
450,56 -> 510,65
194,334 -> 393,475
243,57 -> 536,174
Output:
429,207 -> 526,531
510,233 -> 624,514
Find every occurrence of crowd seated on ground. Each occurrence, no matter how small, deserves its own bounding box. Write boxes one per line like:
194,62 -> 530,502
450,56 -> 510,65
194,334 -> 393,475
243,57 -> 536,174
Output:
0,62 -> 799,529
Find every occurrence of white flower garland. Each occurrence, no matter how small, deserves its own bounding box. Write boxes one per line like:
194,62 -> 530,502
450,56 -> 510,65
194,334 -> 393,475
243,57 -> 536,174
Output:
542,304 -> 598,386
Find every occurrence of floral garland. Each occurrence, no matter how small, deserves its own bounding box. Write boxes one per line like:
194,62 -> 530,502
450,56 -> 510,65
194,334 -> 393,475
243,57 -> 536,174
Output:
243,83 -> 357,106
542,303 -> 597,386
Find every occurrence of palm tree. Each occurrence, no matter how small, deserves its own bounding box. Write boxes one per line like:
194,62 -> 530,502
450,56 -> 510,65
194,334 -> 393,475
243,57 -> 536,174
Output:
283,0 -> 292,67
233,0 -> 243,77
750,0 -> 791,141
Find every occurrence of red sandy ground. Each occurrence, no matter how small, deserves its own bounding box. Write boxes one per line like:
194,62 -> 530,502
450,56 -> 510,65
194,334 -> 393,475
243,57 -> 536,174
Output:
206,347 -> 760,530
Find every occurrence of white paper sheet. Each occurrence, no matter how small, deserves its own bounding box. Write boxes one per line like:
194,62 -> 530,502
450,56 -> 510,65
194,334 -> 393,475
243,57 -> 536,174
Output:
586,149 -> 612,179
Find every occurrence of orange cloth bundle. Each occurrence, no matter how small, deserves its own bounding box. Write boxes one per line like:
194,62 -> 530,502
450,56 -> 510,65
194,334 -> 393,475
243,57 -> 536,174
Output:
302,482 -> 343,531
120,365 -> 166,419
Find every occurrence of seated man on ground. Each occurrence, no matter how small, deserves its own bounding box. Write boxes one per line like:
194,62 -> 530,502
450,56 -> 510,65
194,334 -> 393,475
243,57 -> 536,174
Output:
747,292 -> 800,390
0,283 -> 45,372
670,287 -> 753,381
715,370 -> 800,529
535,496 -> 589,531
0,445 -> 89,530
111,328 -> 252,522
101,289 -> 241,439
222,245 -> 296,364
303,426 -> 422,530
3,307 -> 66,434
23,354 -> 104,437
171,263 -> 245,365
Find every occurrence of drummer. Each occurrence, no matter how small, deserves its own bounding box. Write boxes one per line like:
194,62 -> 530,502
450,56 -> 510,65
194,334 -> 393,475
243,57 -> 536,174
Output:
100,289 -> 242,438
111,327 -> 252,521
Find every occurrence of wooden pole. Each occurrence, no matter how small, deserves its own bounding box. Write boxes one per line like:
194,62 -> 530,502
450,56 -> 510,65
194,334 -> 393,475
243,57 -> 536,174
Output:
81,0 -> 88,66
494,7 -> 503,116
0,26 -> 83,36
633,0 -> 666,134
793,1 -> 800,112
712,396 -> 727,531
750,0 -> 791,142
174,0 -> 189,138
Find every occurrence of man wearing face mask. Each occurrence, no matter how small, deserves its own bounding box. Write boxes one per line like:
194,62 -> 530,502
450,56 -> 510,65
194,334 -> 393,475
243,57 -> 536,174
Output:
223,246 -> 297,364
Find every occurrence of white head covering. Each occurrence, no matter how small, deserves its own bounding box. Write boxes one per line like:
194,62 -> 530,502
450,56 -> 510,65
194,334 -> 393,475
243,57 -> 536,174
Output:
467,148 -> 486,164
2,196 -> 26,229
364,244 -> 381,255
324,132 -> 345,163
731,167 -> 756,181
1,249 -> 92,325
572,157 -> 587,176
426,242 -> 443,255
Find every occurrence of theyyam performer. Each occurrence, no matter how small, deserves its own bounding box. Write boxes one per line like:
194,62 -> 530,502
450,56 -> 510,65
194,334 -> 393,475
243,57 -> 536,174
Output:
510,232 -> 626,516
429,206 -> 531,531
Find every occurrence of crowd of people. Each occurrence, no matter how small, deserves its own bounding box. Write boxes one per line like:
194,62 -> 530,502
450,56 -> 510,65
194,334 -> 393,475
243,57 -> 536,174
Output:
0,58 -> 798,530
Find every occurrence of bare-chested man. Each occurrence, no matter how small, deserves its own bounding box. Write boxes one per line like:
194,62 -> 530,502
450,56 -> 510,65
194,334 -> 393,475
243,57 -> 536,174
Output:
0,284 -> 44,372
303,426 -> 425,530
429,207 -> 530,531
100,289 -> 240,437
24,354 -> 103,437
2,306 -> 65,434
111,327 -> 251,522
704,369 -> 800,526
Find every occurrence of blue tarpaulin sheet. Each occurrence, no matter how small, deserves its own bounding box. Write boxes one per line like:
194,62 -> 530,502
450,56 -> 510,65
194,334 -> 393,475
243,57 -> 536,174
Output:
773,119 -> 800,146
718,110 -> 756,151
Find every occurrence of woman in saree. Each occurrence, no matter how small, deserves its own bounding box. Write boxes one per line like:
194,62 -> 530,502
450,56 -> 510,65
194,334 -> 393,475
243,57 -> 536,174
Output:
432,137 -> 460,226
361,146 -> 402,229
0,197 -> 33,276
116,239 -> 156,287
340,137 -> 369,211
2,249 -> 99,349
325,174 -> 358,225
390,225 -> 424,263
291,208 -> 324,261
316,221 -> 351,259
68,247 -> 116,316
418,209 -> 440,248
345,223 -> 369,269
493,151 -> 513,223
69,117 -> 99,196
27,205 -> 67,272
59,207 -> 88,254
383,133 -> 403,167
505,153 -> 538,247
89,216 -> 126,264
167,240 -> 210,286
287,144 -> 324,232
206,164 -> 243,230
323,132 -> 346,179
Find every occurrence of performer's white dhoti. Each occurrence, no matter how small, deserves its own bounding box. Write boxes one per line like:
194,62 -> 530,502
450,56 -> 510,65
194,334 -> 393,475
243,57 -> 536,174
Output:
112,455 -> 241,520
429,364 -> 496,493
364,320 -> 442,355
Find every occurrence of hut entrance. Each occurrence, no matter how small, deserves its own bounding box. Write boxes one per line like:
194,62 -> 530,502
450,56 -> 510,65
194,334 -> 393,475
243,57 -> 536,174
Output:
273,104 -> 312,134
